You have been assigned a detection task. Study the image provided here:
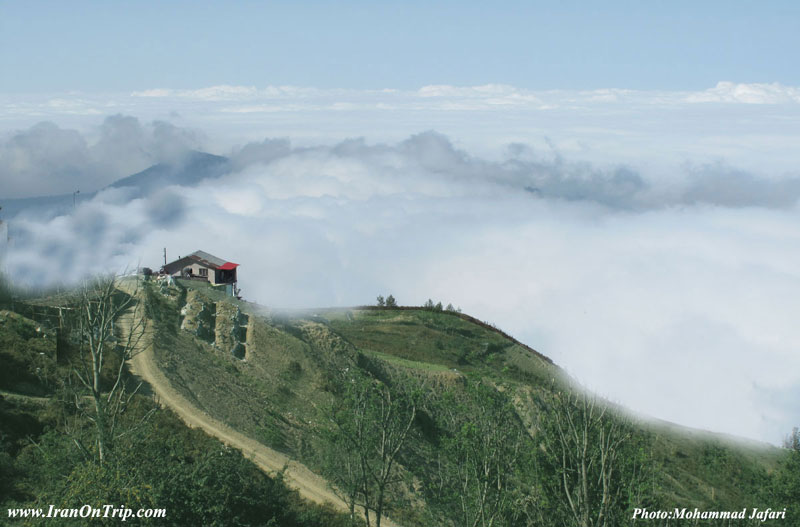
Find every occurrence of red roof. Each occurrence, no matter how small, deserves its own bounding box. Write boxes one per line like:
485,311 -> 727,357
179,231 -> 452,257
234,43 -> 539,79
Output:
218,262 -> 239,270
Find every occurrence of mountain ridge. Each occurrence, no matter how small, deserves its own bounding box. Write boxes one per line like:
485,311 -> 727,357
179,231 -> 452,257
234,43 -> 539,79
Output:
0,150 -> 229,220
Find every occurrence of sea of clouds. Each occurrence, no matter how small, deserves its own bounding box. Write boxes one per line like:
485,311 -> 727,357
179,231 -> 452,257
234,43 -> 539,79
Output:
2,83 -> 800,445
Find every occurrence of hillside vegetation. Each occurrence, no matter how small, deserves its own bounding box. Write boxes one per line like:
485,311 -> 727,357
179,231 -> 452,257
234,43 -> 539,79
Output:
141,278 -> 797,526
1,274 -> 798,526
0,277 -> 351,526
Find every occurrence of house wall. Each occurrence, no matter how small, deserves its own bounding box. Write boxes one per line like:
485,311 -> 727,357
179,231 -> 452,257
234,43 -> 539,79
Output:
214,268 -> 237,286
164,256 -> 237,288
170,263 -> 218,284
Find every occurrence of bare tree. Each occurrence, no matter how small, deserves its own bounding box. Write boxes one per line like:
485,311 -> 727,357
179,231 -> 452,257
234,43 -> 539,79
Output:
544,391 -> 631,527
69,274 -> 147,464
324,439 -> 363,526
784,427 -> 800,451
435,383 -> 524,527
328,376 -> 417,527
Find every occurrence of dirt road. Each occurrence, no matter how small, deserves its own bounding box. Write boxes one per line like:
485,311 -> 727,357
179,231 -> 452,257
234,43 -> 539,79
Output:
118,284 -> 401,526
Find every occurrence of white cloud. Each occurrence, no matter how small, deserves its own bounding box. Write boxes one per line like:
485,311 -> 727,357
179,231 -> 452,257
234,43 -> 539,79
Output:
418,83 -> 521,97
4,127 -> 800,446
130,88 -> 173,98
3,80 -> 800,446
7,82 -> 800,179
0,116 -> 203,198
131,85 -> 260,101
186,85 -> 259,100
130,85 -> 334,101
686,81 -> 800,104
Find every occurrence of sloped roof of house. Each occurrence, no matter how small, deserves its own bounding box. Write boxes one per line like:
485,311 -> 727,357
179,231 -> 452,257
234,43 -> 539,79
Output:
163,250 -> 239,273
190,250 -> 228,268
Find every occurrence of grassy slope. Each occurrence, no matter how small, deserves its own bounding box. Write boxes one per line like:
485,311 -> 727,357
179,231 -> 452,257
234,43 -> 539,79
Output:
0,296 -> 353,526
143,281 -> 783,524
326,308 -> 782,509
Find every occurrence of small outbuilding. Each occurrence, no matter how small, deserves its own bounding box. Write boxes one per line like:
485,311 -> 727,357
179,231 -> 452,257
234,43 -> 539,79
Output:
162,250 -> 239,295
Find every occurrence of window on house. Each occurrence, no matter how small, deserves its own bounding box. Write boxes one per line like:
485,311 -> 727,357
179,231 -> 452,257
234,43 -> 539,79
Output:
198,268 -> 208,277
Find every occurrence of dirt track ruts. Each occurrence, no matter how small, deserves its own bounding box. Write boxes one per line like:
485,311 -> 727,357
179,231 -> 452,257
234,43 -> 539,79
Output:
118,284 -> 400,526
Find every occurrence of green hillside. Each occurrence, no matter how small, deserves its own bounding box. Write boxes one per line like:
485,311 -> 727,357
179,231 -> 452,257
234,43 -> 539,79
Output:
1,275 -> 798,526
141,279 -> 796,526
0,280 -> 351,526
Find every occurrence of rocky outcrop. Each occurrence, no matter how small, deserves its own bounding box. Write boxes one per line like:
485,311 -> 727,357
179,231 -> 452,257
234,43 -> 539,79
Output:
179,290 -> 250,360
180,290 -> 216,344
215,302 -> 249,360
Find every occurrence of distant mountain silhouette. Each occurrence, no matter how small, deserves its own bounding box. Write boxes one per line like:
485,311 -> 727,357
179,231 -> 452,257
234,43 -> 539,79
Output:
1,151 -> 230,220
0,192 -> 90,221
109,151 -> 230,197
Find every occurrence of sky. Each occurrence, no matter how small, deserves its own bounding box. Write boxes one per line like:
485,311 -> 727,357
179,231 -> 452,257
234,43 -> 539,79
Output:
1,2 -> 800,445
2,1 -> 800,91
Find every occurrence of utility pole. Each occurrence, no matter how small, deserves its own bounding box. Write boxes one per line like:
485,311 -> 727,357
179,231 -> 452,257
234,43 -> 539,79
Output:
73,189 -> 80,209
163,248 -> 167,266
0,206 -> 7,272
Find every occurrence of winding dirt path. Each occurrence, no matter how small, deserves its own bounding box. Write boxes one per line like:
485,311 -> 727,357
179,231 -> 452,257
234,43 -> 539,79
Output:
118,284 -> 400,526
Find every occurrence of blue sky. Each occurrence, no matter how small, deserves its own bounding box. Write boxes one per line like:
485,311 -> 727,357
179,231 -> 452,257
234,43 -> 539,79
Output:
2,0 -> 799,92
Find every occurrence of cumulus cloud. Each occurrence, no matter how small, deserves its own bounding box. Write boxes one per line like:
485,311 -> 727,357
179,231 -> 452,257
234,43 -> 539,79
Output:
132,85 -> 260,101
3,83 -> 798,446
3,125 -> 800,446
681,162 -> 800,208
686,81 -> 800,104
124,82 -> 800,109
417,84 -> 546,107
229,138 -> 292,171
130,84 -> 328,101
0,116 -> 203,199
5,82 -> 800,178
0,122 -> 93,198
